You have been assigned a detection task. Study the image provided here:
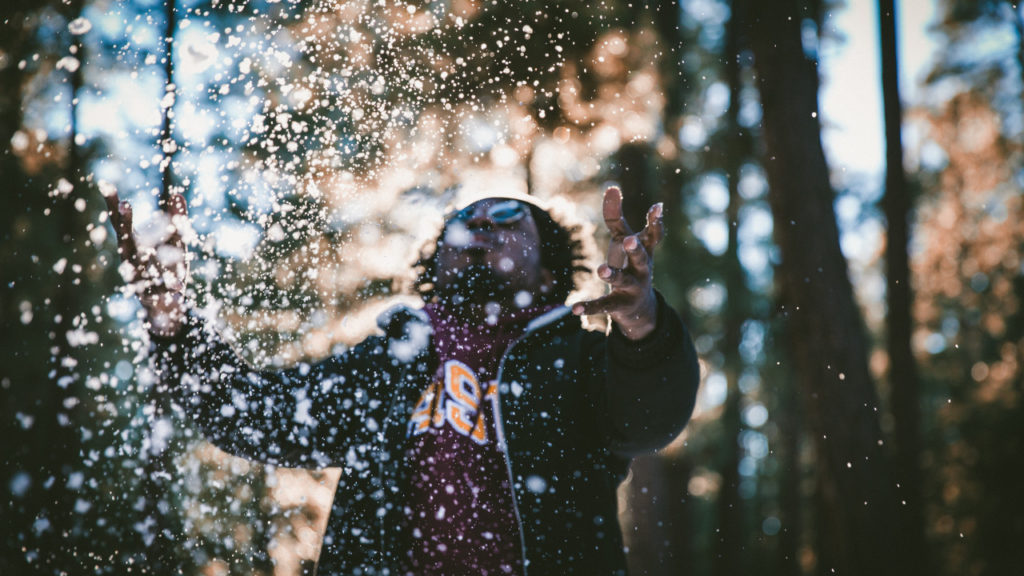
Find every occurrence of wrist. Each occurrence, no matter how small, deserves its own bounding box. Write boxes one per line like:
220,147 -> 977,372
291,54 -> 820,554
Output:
614,319 -> 655,338
614,295 -> 659,341
617,318 -> 656,341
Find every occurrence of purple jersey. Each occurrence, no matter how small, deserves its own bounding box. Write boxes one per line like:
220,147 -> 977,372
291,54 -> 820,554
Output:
402,303 -> 555,575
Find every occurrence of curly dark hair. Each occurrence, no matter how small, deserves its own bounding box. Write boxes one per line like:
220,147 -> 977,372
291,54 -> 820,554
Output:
413,201 -> 592,306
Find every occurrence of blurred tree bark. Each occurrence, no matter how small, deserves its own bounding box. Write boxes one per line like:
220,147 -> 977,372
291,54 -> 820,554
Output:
158,0 -> 177,206
772,355 -> 803,576
138,0 -> 184,571
39,0 -> 89,572
878,1 -> 927,574
743,1 -> 911,574
624,454 -> 695,576
714,4 -> 747,575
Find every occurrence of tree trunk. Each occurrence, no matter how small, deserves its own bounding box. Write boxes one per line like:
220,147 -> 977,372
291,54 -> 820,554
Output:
624,453 -> 695,576
39,0 -> 89,571
653,0 -> 688,122
138,0 -> 183,570
773,356 -> 803,576
52,0 -> 86,458
878,2 -> 927,574
714,5 -> 747,575
159,0 -> 178,206
743,1 -> 910,574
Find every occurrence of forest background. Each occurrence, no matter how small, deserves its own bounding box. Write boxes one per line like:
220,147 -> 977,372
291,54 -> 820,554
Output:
2,0 -> 1023,575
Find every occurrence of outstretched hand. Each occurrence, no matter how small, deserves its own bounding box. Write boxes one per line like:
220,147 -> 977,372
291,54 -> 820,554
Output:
572,186 -> 663,341
104,191 -> 191,337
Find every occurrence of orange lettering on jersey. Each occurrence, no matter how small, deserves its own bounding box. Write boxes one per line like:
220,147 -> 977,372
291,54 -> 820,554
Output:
409,381 -> 439,436
471,412 -> 488,444
445,361 -> 480,410
407,364 -> 499,444
446,402 -> 475,434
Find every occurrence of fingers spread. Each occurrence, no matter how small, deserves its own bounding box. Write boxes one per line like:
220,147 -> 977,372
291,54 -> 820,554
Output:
597,263 -> 625,286
638,202 -> 665,252
606,238 -> 626,270
623,234 -> 651,277
579,193 -> 663,337
602,186 -> 632,240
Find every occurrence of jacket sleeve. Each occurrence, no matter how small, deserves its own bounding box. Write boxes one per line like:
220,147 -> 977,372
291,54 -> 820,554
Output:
151,313 -> 398,469
595,291 -> 701,457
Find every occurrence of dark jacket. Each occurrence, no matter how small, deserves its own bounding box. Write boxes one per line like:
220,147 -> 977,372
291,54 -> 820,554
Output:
155,293 -> 700,575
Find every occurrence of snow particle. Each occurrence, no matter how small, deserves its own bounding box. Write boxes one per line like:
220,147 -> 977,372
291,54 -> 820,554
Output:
68,17 -> 92,35
525,475 -> 547,494
9,472 -> 31,498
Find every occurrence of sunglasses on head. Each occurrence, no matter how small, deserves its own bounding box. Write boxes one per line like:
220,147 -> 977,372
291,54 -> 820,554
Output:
446,200 -> 529,227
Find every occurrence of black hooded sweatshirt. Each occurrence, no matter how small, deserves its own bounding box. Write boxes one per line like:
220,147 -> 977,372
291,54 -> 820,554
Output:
154,292 -> 700,575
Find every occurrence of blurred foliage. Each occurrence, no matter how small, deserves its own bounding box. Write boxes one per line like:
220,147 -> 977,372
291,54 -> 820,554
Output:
904,2 -> 1024,574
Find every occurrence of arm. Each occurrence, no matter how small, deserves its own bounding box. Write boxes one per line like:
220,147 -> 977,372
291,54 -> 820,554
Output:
599,292 -> 700,456
153,316 -> 385,468
105,191 -> 384,468
574,187 -> 701,455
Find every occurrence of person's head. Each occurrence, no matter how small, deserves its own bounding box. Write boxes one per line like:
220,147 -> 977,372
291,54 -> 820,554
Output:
413,196 -> 589,308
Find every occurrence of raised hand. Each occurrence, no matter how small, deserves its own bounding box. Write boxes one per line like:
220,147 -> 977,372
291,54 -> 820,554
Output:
572,186 -> 663,340
104,191 -> 191,337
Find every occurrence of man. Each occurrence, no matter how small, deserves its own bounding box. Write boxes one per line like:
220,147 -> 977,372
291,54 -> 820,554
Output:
106,186 -> 700,575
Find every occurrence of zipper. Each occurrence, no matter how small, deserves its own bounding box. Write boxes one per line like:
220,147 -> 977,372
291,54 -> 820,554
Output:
492,306 -> 571,576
